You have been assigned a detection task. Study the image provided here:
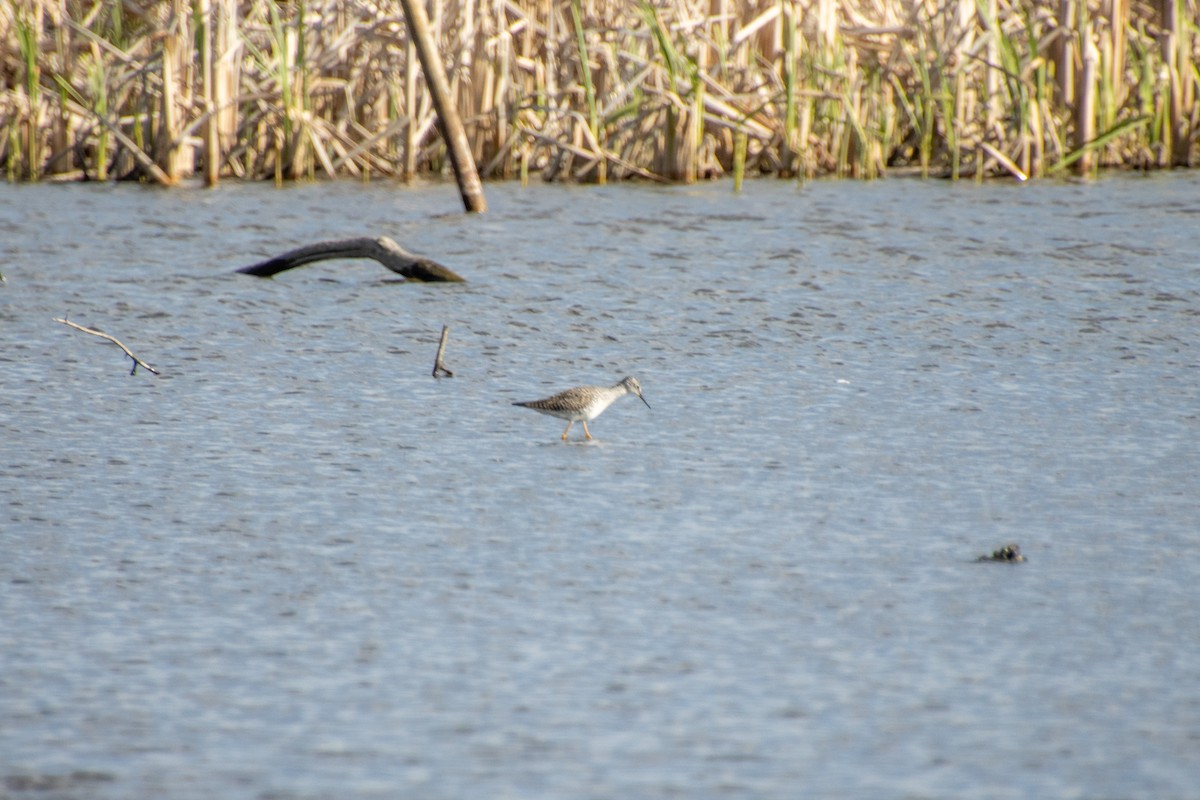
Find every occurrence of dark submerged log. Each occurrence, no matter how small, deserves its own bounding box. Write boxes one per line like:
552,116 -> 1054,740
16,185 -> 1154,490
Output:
237,237 -> 466,282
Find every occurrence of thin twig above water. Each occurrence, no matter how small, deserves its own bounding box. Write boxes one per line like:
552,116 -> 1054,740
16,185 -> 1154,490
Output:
54,317 -> 161,376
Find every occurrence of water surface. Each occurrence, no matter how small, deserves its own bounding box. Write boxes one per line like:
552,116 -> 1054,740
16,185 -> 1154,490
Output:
2,174 -> 1199,799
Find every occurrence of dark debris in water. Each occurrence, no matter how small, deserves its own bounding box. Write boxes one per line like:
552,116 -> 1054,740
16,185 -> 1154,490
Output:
5,770 -> 115,792
977,543 -> 1027,563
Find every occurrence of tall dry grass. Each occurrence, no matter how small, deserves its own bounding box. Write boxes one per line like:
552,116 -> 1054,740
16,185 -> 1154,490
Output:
1,0 -> 1196,185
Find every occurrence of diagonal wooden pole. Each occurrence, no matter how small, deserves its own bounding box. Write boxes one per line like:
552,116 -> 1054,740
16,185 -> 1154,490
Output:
398,0 -> 488,213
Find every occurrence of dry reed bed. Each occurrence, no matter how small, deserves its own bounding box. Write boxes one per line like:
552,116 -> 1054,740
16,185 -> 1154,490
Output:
1,0 -> 1196,185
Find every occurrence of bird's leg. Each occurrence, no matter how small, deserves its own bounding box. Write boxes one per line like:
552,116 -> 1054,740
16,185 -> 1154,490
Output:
561,420 -> 573,440
582,420 -> 592,440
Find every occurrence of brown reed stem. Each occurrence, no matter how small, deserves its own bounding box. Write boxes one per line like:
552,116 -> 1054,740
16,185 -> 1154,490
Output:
1076,28 -> 1099,175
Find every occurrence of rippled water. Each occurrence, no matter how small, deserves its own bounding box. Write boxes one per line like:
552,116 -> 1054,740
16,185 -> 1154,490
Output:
2,174 -> 1199,799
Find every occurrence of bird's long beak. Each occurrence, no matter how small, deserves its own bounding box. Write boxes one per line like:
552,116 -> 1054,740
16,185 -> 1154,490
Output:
638,393 -> 651,410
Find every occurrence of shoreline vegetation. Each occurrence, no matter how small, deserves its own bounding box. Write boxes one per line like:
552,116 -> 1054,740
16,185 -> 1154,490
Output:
1,0 -> 1196,187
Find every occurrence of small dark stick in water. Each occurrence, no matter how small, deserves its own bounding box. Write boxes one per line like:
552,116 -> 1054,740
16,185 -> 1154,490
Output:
432,326 -> 454,378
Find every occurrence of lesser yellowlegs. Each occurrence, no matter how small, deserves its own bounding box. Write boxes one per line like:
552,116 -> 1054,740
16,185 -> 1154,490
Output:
513,376 -> 650,440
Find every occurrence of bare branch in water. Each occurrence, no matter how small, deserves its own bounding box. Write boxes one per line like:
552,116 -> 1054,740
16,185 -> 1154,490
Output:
54,317 -> 161,376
